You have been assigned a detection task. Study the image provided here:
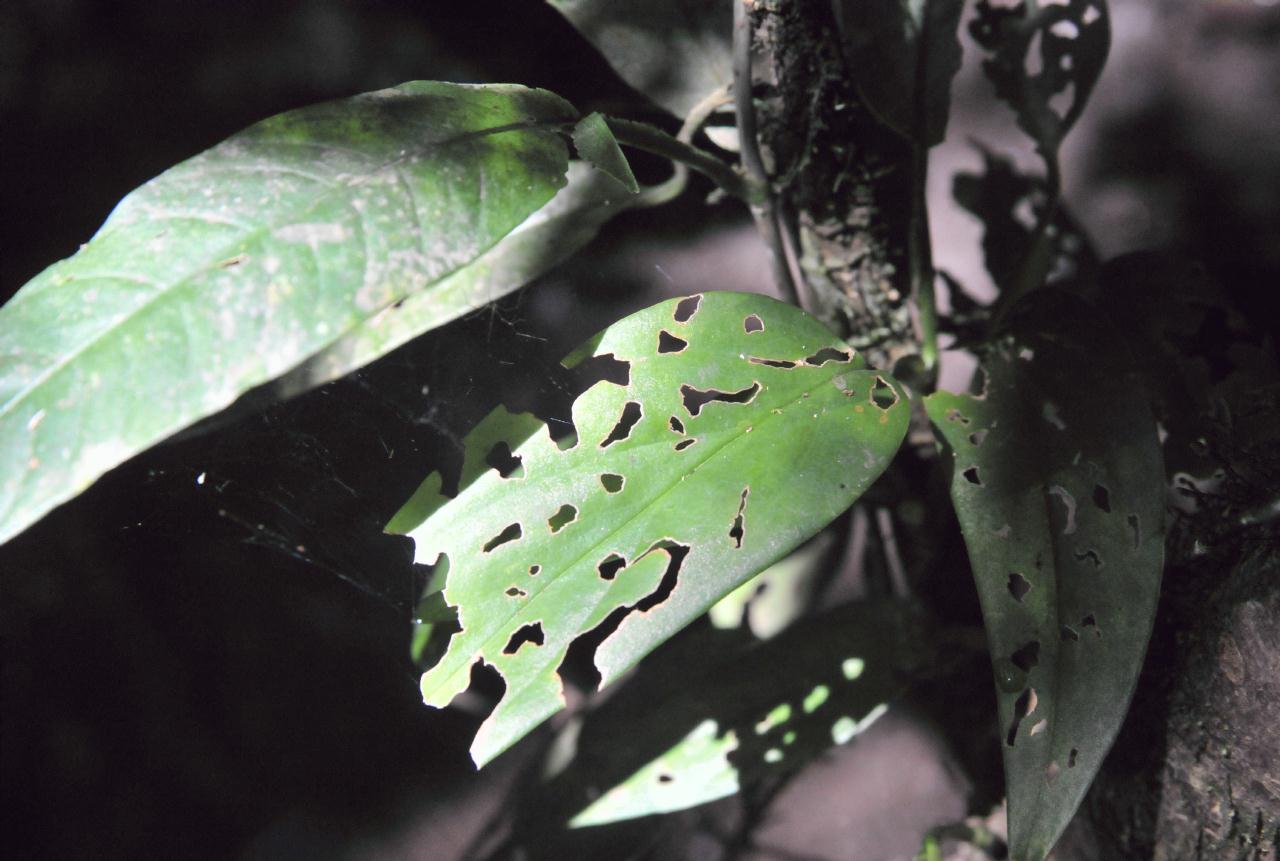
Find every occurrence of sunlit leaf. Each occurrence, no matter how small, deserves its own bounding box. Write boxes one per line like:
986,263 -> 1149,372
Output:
0,81 -> 578,546
389,292 -> 911,766
548,0 -> 732,119
832,0 -> 965,146
925,291 -> 1164,861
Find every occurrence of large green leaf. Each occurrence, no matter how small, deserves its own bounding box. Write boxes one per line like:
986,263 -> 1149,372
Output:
925,292 -> 1164,861
0,81 -> 578,546
389,292 -> 911,766
548,0 -> 732,119
832,0 -> 965,146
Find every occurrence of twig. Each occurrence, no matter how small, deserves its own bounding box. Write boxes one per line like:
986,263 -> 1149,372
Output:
875,506 -> 910,598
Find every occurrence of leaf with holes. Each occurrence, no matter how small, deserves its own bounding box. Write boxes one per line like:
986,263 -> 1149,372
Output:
925,291 -> 1163,861
558,599 -> 931,827
388,291 -> 911,766
832,0 -> 965,146
548,0 -> 731,119
970,0 -> 1110,158
0,81 -> 578,547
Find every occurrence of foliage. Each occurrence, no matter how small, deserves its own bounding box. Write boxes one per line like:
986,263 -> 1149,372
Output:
0,1 -> 1176,858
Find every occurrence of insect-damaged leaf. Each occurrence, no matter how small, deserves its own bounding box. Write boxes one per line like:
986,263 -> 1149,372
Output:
389,292 -> 910,766
559,600 -> 930,827
0,81 -> 577,546
547,0 -> 732,120
832,0 -> 965,147
925,291 -> 1163,861
970,0 -> 1110,159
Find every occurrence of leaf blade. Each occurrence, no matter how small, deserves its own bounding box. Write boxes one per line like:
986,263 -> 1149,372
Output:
925,292 -> 1164,861
0,81 -> 577,545
391,292 -> 910,766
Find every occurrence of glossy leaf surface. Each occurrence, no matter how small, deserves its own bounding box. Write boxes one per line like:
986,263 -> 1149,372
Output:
0,81 -> 577,546
832,0 -> 965,146
548,0 -> 731,119
389,292 -> 910,766
925,292 -> 1164,861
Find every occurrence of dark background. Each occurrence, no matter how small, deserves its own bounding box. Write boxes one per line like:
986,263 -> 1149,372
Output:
2,1 -> 1278,858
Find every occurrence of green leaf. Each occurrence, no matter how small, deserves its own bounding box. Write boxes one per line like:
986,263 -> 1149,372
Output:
0,81 -> 577,546
832,0 -> 965,147
270,160 -> 639,401
548,0 -> 732,119
389,292 -> 911,766
560,599 -> 930,827
970,0 -> 1110,157
925,292 -> 1164,861
571,113 -> 640,195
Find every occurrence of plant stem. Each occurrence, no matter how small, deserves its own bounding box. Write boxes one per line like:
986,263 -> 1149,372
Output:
909,142 -> 939,377
603,117 -> 758,206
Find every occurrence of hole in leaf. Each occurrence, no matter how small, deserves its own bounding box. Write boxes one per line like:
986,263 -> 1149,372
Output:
1061,625 -> 1079,642
1082,613 -> 1101,636
1049,485 -> 1078,534
804,347 -> 853,366
529,564 -> 541,576
1074,548 -> 1102,567
669,415 -> 685,434
1042,401 -> 1067,430
1092,484 -> 1112,513
1011,640 -> 1041,672
505,587 -> 527,598
729,488 -> 749,548
1007,687 -> 1034,747
485,441 -> 524,479
946,408 -> 971,425
657,773 -> 674,784
969,430 -> 989,447
681,382 -> 760,417
1030,719 -> 1048,737
744,314 -> 764,333
503,622 -> 544,655
674,438 -> 697,452
673,295 -> 701,323
483,523 -> 522,553
963,466 -> 983,485
871,377 -> 898,409
548,504 -> 578,533
749,356 -> 797,369
1127,514 -> 1141,549
1008,572 -> 1031,602
600,473 -> 624,494
658,330 -> 688,354
597,554 -> 626,581
635,541 -> 689,611
1068,748 -> 1079,768
600,401 -> 642,447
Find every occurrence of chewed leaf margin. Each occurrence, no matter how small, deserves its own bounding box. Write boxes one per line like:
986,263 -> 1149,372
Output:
389,291 -> 911,766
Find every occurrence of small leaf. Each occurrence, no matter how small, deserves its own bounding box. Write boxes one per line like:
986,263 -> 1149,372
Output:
970,0 -> 1110,157
571,113 -> 640,195
548,0 -> 732,119
832,0 -> 965,146
0,81 -> 577,546
560,599 -> 929,827
925,291 -> 1163,861
389,292 -> 910,766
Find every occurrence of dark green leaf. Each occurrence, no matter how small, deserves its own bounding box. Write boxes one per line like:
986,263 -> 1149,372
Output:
925,291 -> 1164,861
556,599 -> 932,826
832,0 -> 965,146
548,0 -> 732,119
970,0 -> 1110,156
572,113 -> 640,195
0,81 -> 577,546
388,292 -> 911,766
